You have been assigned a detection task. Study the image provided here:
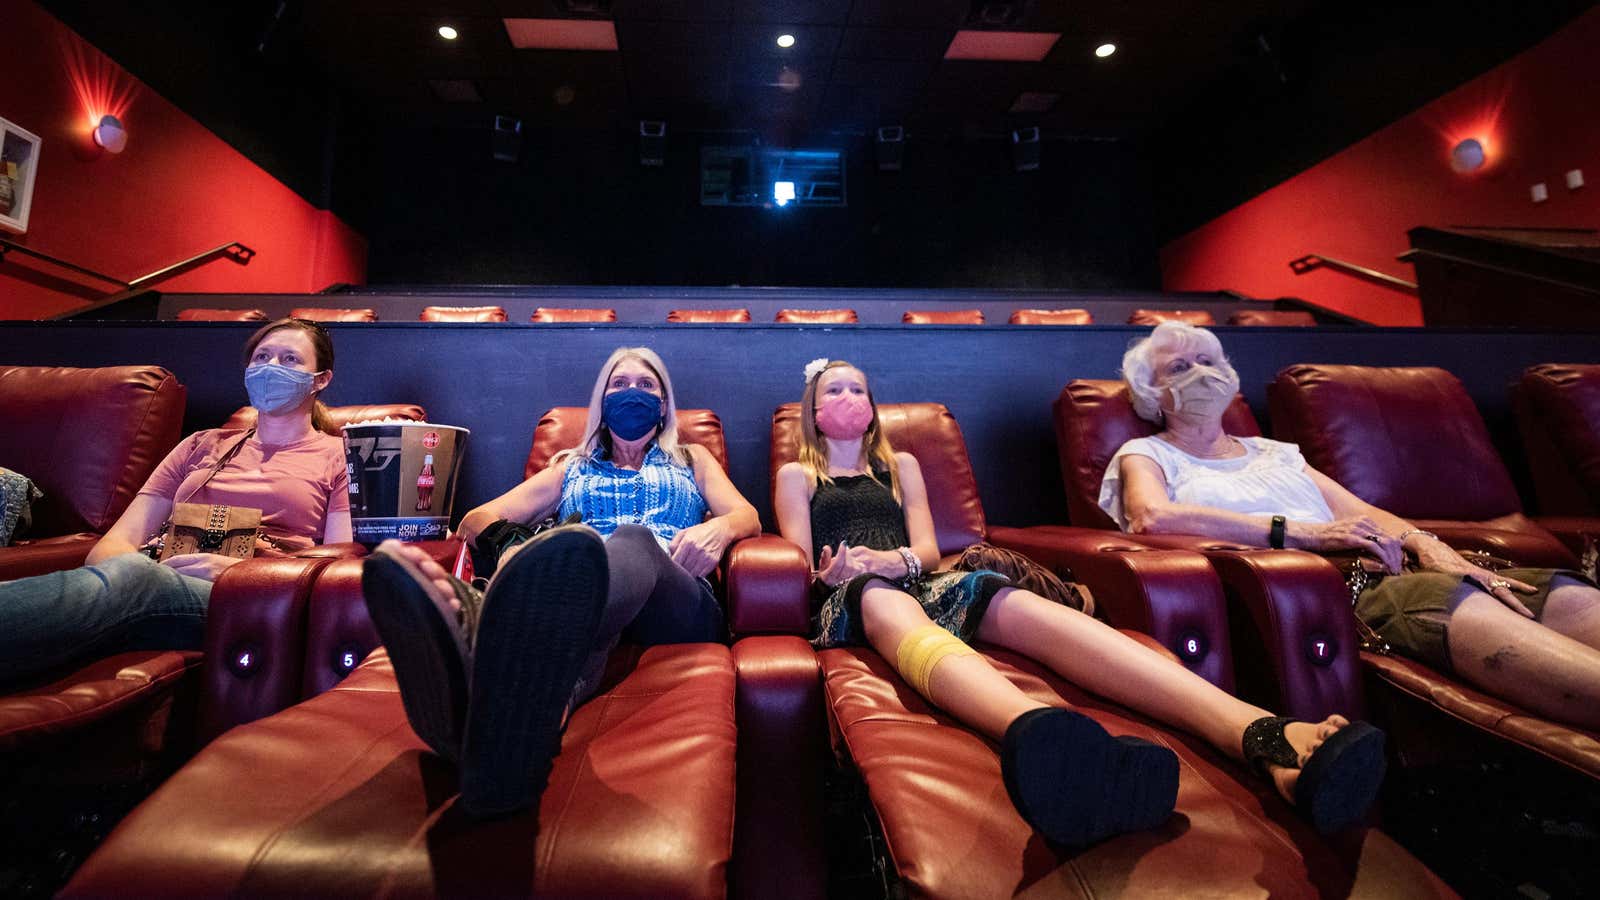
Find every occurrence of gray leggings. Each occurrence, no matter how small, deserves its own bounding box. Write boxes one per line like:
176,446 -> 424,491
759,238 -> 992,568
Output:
572,524 -> 723,701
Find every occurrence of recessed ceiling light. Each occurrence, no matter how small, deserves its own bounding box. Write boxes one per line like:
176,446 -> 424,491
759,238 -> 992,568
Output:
776,33 -> 796,48
438,25 -> 459,40
1094,42 -> 1116,58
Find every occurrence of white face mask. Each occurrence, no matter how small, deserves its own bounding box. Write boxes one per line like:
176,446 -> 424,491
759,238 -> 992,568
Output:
1163,363 -> 1239,419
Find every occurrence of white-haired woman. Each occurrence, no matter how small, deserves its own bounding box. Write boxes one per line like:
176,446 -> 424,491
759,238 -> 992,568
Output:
362,347 -> 759,818
775,358 -> 1388,846
1105,321 -> 1600,732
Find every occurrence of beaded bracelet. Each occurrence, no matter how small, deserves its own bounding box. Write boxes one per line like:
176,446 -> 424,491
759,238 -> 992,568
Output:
1396,528 -> 1438,545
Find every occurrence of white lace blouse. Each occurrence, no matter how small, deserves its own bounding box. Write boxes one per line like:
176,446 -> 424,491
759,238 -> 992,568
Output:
1098,435 -> 1335,531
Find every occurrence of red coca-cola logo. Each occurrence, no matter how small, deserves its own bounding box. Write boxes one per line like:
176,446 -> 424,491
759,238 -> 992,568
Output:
422,431 -> 439,449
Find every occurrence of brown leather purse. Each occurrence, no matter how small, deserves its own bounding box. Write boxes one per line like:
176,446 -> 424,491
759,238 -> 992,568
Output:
149,429 -> 265,562
954,541 -> 1095,617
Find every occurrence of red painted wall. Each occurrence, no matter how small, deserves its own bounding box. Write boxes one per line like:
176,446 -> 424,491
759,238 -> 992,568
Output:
1161,7 -> 1600,326
0,0 -> 365,320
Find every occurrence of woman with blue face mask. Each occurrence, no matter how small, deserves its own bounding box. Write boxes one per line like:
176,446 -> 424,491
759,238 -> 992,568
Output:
0,318 -> 352,686
361,346 -> 759,818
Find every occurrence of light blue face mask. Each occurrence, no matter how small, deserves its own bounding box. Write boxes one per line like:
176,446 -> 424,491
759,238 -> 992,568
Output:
245,363 -> 321,414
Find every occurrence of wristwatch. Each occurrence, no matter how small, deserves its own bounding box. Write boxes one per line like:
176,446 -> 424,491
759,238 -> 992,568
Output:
1269,515 -> 1287,549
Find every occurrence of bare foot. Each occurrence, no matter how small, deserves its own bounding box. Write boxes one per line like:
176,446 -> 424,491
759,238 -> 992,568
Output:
1265,714 -> 1350,804
375,540 -> 463,613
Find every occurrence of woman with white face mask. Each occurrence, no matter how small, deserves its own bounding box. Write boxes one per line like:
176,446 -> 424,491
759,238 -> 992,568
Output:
774,358 -> 1384,848
1105,321 -> 1600,730
0,318 -> 351,685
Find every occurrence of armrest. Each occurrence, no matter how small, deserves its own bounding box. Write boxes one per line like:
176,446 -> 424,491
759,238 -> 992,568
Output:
726,534 -> 813,638
0,533 -> 100,580
290,542 -> 368,559
1532,516 -> 1600,561
730,636 -> 826,900
1410,519 -> 1578,568
1202,549 -> 1367,723
196,556 -> 337,746
986,525 -> 1233,691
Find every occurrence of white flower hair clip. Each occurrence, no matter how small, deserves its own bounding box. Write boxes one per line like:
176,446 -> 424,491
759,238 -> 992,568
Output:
803,357 -> 831,384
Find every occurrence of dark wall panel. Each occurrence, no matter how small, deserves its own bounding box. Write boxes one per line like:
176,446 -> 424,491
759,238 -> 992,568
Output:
4,323 -> 1597,529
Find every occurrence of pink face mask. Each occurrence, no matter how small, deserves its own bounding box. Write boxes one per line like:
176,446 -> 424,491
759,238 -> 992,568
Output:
815,393 -> 875,439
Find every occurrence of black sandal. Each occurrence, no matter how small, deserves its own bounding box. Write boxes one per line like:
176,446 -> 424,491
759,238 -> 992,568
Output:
1242,715 -> 1387,835
1001,707 -> 1179,847
361,543 -> 485,762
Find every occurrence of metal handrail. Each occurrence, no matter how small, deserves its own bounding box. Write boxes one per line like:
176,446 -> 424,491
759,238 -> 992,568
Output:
1289,254 -> 1417,294
0,237 -> 256,319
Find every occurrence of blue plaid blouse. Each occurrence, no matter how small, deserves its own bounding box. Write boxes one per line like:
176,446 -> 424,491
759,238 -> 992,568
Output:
558,443 -> 708,551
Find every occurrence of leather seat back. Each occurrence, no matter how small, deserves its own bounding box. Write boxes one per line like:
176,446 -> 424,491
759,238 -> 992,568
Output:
420,305 -> 507,322
666,308 -> 751,323
222,403 -> 428,436
287,307 -> 378,322
1128,309 -> 1215,326
1513,363 -> 1600,515
1009,308 -> 1092,325
771,402 -> 986,558
1053,379 -> 1260,529
776,308 -> 858,323
526,407 -> 728,479
0,365 -> 186,536
1227,309 -> 1316,326
531,307 -> 617,322
176,308 -> 270,322
901,309 -> 984,324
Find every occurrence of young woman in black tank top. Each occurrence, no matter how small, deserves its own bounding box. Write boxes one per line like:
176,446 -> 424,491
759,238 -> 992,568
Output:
773,359 -> 1386,845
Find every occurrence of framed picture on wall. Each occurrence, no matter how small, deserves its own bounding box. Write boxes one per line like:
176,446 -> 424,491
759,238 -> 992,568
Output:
0,116 -> 42,234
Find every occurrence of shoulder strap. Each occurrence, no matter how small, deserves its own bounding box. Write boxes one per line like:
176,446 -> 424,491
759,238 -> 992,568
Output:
176,428 -> 256,506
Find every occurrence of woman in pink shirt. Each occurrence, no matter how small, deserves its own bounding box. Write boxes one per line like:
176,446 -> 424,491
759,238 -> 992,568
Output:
0,318 -> 350,685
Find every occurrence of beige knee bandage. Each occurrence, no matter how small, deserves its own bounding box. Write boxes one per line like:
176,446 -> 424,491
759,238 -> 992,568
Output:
894,624 -> 976,697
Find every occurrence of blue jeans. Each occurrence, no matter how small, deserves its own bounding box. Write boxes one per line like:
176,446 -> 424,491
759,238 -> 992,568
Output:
0,552 -> 210,686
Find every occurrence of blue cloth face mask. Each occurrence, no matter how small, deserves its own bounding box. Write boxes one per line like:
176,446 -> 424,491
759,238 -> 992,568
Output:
602,388 -> 664,441
245,363 -> 320,414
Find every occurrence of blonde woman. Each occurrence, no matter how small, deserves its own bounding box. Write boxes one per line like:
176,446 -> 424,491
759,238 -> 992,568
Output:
773,359 -> 1385,845
362,347 -> 759,818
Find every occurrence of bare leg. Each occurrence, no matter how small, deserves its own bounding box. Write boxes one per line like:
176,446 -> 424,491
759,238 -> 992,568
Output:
977,587 -> 1346,801
1447,584 -> 1600,729
1539,576 -> 1600,652
858,581 -> 1046,740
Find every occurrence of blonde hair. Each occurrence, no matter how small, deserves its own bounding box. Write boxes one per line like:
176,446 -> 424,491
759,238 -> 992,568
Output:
1120,321 -> 1238,423
552,347 -> 690,467
796,360 -> 901,503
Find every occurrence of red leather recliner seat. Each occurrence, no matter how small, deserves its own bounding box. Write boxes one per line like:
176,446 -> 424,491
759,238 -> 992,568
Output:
66,407 -> 826,900
902,308 -> 984,324
1128,309 -> 1215,326
287,307 -> 379,322
176,308 -> 271,322
1511,363 -> 1600,555
1228,309 -> 1317,326
666,308 -> 752,323
775,308 -> 858,323
758,401 -> 1442,894
530,307 -> 618,322
420,305 -> 508,322
1010,308 -> 1093,325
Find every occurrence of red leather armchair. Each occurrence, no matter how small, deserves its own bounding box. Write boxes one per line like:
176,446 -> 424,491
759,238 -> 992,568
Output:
666,308 -> 752,323
1511,363 -> 1600,556
221,402 -> 428,436
751,401 -> 1444,894
1010,307 -> 1093,325
176,307 -> 270,322
419,305 -> 508,322
1128,309 -> 1216,326
287,307 -> 378,322
902,308 -> 984,324
1228,309 -> 1317,326
76,407 -> 824,899
1270,364 -> 1576,567
0,366 -> 186,580
775,308 -> 858,323
531,306 -> 618,322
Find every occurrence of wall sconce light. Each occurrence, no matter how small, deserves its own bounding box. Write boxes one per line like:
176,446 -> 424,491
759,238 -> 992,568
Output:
1451,137 -> 1485,173
93,114 -> 127,153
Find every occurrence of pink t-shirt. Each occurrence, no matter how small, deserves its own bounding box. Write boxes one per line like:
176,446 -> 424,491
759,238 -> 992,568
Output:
138,428 -> 349,552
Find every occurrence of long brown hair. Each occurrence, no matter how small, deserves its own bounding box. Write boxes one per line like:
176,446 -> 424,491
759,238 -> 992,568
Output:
242,317 -> 336,434
797,360 -> 901,503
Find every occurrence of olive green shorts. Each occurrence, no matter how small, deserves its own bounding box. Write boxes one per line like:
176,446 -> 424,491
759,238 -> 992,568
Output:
1355,568 -> 1585,673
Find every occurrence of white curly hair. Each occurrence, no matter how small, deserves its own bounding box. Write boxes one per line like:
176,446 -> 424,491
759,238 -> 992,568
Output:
1119,321 -> 1238,423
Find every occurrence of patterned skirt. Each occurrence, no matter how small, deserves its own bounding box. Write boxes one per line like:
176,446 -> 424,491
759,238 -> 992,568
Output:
811,569 -> 1011,650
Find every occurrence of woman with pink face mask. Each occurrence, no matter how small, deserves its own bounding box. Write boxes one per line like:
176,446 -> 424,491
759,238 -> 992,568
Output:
1106,321 -> 1600,731
775,358 -> 1386,848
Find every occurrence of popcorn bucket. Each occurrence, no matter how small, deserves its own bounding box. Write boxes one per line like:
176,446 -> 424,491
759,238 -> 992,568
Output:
342,421 -> 469,545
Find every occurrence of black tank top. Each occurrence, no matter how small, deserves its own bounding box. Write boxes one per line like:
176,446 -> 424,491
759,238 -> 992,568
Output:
808,471 -> 909,566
